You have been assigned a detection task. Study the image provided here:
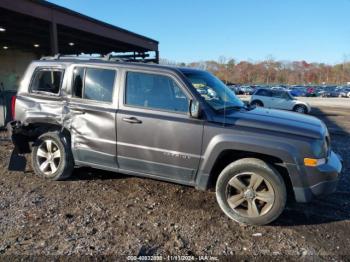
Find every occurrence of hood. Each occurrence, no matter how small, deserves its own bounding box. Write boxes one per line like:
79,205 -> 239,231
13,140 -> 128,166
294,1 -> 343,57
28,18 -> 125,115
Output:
213,107 -> 326,139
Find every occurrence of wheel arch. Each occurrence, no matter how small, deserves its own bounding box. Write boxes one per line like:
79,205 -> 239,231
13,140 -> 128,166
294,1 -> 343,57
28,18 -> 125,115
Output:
12,121 -> 72,154
293,103 -> 308,112
195,136 -> 298,199
199,149 -> 294,199
250,99 -> 264,106
32,123 -> 71,143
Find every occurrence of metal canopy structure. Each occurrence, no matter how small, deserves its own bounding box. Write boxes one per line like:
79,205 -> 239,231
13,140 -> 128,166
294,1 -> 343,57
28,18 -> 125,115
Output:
0,0 -> 159,62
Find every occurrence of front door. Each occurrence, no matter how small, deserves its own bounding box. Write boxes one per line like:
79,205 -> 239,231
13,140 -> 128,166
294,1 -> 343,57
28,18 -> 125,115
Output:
66,66 -> 118,169
116,70 -> 203,184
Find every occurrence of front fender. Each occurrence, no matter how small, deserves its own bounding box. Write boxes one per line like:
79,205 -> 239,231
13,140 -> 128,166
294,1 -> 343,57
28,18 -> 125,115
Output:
195,133 -> 300,190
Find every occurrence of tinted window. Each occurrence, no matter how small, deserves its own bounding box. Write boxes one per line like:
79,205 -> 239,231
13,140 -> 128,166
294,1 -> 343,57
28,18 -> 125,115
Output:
31,69 -> 63,94
272,91 -> 282,98
72,67 -> 84,98
256,89 -> 271,97
84,68 -> 115,102
272,90 -> 290,99
125,72 -> 188,113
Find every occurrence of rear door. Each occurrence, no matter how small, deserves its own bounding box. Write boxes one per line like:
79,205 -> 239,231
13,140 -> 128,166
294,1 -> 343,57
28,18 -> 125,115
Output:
254,89 -> 272,106
268,90 -> 283,109
66,65 -> 118,169
116,69 -> 204,184
271,91 -> 290,110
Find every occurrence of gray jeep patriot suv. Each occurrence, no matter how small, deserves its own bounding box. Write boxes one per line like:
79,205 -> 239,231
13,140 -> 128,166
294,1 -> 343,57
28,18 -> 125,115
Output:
8,56 -> 342,225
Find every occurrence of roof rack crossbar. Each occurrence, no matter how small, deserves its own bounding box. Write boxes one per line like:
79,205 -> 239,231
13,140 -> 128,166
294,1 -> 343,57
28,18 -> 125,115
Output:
40,52 -> 157,64
40,54 -> 63,60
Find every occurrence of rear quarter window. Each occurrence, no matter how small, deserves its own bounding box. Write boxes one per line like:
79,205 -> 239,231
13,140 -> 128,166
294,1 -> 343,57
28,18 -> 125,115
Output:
30,68 -> 64,94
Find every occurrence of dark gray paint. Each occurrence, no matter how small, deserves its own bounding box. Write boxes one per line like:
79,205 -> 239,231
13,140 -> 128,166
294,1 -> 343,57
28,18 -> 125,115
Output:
11,60 -> 342,203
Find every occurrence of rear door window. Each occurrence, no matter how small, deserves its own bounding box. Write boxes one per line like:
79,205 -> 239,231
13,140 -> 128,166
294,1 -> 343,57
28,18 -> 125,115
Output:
84,68 -> 115,102
71,67 -> 116,102
31,68 -> 63,94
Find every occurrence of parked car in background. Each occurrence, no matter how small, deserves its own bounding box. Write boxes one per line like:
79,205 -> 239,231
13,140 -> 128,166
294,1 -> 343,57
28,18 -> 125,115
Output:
289,86 -> 307,97
270,86 -> 285,91
321,86 -> 341,97
339,87 -> 350,98
250,89 -> 311,114
240,85 -> 254,95
228,85 -> 244,95
305,86 -> 317,97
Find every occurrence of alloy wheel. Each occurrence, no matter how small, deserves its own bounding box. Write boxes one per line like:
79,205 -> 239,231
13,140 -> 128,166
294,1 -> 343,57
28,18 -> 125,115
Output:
226,172 -> 275,217
295,105 -> 306,113
36,139 -> 61,176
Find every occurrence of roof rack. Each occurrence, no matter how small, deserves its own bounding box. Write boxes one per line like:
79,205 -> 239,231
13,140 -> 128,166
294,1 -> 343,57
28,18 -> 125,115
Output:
40,51 -> 158,64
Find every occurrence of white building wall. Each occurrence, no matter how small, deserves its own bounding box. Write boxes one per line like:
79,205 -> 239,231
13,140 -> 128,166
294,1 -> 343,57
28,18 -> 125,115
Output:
0,49 -> 38,127
0,49 -> 38,91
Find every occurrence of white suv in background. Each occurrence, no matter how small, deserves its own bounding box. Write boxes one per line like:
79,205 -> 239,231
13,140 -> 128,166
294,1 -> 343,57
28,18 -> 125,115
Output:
250,89 -> 311,114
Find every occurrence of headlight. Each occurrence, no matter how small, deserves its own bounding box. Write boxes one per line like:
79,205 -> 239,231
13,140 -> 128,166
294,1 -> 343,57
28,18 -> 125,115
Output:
311,139 -> 328,158
305,138 -> 329,167
324,136 -> 330,156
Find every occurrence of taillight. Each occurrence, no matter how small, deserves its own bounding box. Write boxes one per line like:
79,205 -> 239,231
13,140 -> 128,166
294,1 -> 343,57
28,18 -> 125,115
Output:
11,95 -> 16,120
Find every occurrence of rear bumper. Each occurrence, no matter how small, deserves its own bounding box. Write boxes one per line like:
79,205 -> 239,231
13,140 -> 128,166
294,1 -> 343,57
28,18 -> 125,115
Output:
293,151 -> 342,203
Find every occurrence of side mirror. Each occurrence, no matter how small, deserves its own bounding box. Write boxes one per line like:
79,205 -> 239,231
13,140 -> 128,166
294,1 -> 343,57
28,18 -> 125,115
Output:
189,99 -> 201,119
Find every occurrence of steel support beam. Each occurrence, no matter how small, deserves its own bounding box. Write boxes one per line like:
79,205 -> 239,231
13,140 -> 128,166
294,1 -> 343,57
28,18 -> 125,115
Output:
155,50 -> 160,64
49,22 -> 59,55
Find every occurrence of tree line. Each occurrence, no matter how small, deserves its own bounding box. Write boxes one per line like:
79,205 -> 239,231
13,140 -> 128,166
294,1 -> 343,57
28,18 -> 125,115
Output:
160,57 -> 350,85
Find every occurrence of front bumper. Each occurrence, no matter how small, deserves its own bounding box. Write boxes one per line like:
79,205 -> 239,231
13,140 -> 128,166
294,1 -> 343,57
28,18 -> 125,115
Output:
293,151 -> 342,203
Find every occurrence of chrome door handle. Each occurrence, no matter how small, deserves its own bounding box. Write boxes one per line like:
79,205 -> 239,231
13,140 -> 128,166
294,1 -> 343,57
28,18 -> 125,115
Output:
122,117 -> 142,124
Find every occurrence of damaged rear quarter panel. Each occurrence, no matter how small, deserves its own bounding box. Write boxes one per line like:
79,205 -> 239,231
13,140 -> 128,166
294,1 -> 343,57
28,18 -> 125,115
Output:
15,61 -> 68,127
15,62 -> 119,170
15,94 -> 64,126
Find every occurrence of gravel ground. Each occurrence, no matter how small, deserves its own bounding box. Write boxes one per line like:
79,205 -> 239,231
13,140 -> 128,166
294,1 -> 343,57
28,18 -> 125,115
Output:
0,105 -> 349,260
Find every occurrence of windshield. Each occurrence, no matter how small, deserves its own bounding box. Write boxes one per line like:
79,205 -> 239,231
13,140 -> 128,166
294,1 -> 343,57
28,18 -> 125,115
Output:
182,70 -> 245,111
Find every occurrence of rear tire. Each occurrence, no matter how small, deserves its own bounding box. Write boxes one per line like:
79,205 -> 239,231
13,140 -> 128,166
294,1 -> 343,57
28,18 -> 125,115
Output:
293,104 -> 307,114
216,158 -> 287,225
31,131 -> 74,180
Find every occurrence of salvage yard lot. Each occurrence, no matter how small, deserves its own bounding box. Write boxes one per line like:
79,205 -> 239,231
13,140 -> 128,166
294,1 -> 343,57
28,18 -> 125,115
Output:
0,100 -> 349,259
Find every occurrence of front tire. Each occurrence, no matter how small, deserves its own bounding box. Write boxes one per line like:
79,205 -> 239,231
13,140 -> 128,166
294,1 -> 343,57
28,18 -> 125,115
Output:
216,158 -> 287,225
31,132 -> 74,180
